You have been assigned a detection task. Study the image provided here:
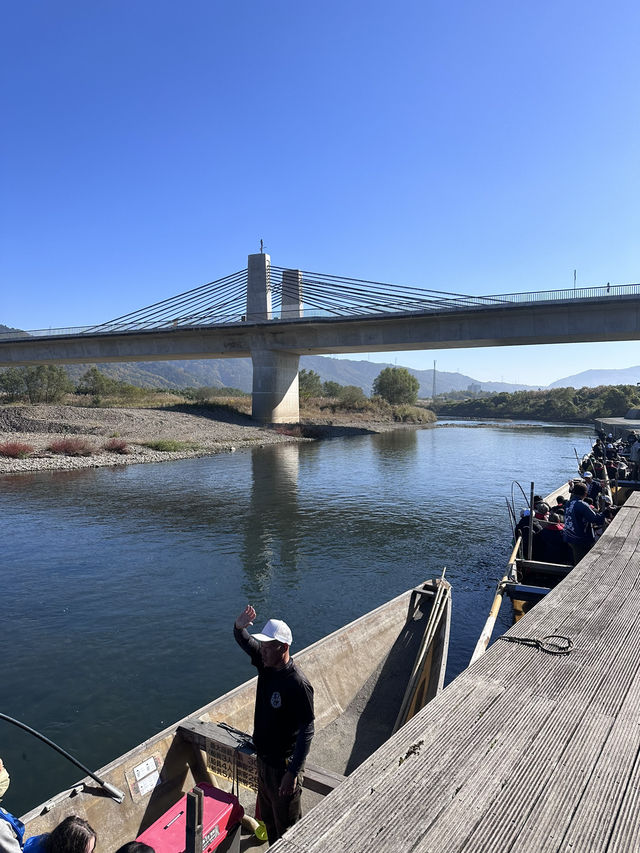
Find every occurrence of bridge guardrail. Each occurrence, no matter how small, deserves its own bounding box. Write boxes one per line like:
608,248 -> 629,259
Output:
1,282 -> 639,342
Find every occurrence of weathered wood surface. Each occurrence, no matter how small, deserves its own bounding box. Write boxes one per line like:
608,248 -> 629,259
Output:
272,493 -> 640,852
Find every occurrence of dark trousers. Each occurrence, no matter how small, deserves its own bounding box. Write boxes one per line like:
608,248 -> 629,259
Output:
570,540 -> 593,567
256,757 -> 303,845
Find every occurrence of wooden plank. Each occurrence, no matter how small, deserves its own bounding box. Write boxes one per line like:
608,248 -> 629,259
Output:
266,492 -> 640,852
518,559 -> 573,576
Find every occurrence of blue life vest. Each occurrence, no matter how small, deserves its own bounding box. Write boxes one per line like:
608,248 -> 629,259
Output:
0,808 -> 25,849
24,835 -> 48,853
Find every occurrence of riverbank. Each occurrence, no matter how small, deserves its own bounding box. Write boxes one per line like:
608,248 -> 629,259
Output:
0,403 -> 426,473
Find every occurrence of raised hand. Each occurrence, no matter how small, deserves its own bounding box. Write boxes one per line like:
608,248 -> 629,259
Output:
235,604 -> 256,630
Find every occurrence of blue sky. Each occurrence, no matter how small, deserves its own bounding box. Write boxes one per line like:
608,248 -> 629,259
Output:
2,1 -> 640,386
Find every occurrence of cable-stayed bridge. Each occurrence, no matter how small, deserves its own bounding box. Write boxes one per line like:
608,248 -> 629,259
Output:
1,252 -> 640,422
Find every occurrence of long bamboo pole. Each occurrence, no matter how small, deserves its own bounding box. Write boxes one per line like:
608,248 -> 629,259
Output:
469,536 -> 521,664
392,578 -> 450,733
527,482 -> 535,561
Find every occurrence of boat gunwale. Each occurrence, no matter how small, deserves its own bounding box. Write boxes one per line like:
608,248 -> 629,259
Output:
21,581 -> 443,823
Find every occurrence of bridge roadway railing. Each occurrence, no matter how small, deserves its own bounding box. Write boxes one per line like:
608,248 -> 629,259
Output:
1,280 -> 640,342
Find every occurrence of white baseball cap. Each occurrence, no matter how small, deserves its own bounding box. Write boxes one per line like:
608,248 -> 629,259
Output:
252,619 -> 293,645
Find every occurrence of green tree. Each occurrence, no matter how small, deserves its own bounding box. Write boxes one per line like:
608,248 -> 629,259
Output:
0,368 -> 28,401
77,366 -> 118,396
372,367 -> 419,405
338,385 -> 366,406
22,365 -> 72,403
299,369 -> 323,399
322,380 -> 343,397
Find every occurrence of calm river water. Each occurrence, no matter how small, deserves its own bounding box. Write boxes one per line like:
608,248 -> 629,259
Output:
1,422 -> 592,816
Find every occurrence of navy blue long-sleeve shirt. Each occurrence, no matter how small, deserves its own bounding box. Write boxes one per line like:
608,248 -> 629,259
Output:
234,626 -> 314,775
563,497 -> 607,545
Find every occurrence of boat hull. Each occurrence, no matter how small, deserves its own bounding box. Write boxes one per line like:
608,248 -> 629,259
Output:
20,580 -> 451,851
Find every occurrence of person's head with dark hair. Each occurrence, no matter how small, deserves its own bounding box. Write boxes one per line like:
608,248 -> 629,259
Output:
47,816 -> 96,853
555,496 -> 566,506
534,501 -> 550,518
114,843 -> 155,853
572,482 -> 588,499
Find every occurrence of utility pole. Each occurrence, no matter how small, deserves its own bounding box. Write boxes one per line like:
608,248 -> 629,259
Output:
432,360 -> 437,402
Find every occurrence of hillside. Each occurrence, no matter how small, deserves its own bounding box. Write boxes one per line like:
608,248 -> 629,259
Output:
43,354 -> 534,397
550,366 -> 640,389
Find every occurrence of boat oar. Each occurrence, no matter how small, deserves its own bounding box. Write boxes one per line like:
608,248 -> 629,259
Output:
0,712 -> 124,803
469,536 -> 521,665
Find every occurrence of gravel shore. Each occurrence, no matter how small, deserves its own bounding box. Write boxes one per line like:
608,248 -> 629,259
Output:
0,404 -> 305,474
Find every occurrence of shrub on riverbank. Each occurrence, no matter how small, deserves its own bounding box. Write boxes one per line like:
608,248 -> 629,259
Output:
140,439 -> 199,452
47,438 -> 94,456
303,394 -> 436,424
104,438 -> 131,454
393,405 -> 435,423
0,441 -> 34,458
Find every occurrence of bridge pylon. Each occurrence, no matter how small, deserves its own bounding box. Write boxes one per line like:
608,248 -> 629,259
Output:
248,253 -> 302,423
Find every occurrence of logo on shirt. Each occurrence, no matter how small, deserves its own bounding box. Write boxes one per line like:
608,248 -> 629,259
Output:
271,691 -> 282,708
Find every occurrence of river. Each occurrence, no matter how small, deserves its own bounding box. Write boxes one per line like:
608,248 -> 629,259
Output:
1,421 -> 592,817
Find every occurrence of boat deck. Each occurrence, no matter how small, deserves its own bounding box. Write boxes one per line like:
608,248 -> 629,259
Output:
272,491 -> 640,852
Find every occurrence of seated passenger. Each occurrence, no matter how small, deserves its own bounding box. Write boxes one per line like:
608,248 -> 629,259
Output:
630,435 -> 640,479
582,472 -> 602,503
115,845 -> 155,853
0,759 -> 9,803
616,461 -> 629,480
0,807 -> 23,853
553,496 -> 566,517
24,816 -> 96,853
534,502 -> 550,520
563,482 -> 610,566
606,460 -> 619,480
515,510 -> 543,558
538,513 -> 572,564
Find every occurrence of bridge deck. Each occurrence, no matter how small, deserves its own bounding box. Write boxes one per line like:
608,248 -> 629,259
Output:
273,491 -> 640,852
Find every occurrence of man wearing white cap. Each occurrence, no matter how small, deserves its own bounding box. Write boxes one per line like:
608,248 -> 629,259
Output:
582,471 -> 602,504
234,605 -> 315,845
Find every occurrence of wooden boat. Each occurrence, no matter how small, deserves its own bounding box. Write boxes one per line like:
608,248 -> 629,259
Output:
472,450 -> 633,665
19,578 -> 451,851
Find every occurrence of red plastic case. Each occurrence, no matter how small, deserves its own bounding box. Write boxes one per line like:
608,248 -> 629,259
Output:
137,783 -> 243,853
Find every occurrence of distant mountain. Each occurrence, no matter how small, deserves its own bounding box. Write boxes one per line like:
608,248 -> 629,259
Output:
60,355 -> 533,396
549,367 -> 640,389
63,359 -> 254,391
0,324 -> 27,336
301,356 -> 533,396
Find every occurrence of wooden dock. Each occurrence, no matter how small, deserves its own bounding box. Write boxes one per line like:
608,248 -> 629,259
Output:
273,491 -> 640,852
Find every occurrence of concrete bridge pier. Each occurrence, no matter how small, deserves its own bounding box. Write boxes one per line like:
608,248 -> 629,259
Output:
248,253 -> 302,423
251,348 -> 300,424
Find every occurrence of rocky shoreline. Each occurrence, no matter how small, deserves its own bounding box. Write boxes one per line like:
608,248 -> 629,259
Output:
0,404 -> 304,474
0,404 -> 411,474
